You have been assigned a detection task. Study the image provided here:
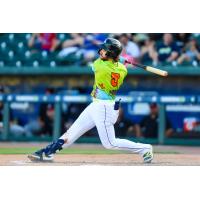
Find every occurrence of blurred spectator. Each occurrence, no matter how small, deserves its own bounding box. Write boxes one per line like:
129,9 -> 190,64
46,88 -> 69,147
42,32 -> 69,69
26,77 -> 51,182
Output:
63,103 -> 86,131
28,33 -> 59,52
152,33 -> 179,66
59,33 -> 83,55
0,86 -> 28,137
135,103 -> 173,138
141,38 -> 157,64
133,33 -> 149,44
61,33 -> 84,49
1,33 -> 200,68
114,108 -> 136,137
177,38 -> 200,66
58,33 -> 107,65
56,33 -> 84,65
175,33 -> 191,50
118,33 -> 141,63
24,87 -> 56,136
39,102 -> 54,136
79,33 -> 108,65
148,33 -> 163,41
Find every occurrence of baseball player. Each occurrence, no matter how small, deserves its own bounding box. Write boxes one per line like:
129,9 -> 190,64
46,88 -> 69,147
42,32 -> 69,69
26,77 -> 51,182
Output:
28,38 -> 153,163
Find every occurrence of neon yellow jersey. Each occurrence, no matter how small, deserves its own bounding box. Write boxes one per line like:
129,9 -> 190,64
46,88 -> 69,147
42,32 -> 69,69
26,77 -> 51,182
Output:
91,58 -> 128,100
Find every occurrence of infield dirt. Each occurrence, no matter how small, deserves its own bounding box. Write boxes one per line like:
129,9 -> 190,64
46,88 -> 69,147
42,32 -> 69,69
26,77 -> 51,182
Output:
0,143 -> 200,166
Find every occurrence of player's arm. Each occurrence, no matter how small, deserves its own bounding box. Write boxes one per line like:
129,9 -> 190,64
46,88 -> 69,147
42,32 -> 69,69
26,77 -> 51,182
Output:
119,56 -> 129,65
119,56 -> 133,67
119,56 -> 126,64
119,55 -> 168,77
89,63 -> 95,72
89,58 -> 101,72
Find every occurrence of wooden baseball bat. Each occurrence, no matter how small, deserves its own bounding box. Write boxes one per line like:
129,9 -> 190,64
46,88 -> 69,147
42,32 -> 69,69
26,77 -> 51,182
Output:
132,62 -> 168,77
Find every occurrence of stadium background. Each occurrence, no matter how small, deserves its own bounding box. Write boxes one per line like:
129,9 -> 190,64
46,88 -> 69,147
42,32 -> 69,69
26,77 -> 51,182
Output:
0,33 -> 200,148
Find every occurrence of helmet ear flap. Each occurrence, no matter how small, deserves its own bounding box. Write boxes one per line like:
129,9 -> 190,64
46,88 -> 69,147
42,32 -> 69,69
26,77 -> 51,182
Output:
106,51 -> 117,60
105,51 -> 111,57
98,48 -> 102,55
98,49 -> 113,60
98,47 -> 112,56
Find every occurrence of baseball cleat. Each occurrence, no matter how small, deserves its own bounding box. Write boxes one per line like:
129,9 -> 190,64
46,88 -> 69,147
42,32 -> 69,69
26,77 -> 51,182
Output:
143,145 -> 153,163
28,139 -> 65,162
28,150 -> 54,162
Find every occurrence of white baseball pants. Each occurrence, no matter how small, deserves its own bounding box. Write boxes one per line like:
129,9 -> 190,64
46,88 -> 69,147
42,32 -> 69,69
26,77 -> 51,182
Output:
60,101 -> 151,155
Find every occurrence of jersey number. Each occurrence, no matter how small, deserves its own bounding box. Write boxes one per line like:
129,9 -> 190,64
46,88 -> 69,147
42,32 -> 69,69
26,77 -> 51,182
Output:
111,72 -> 120,87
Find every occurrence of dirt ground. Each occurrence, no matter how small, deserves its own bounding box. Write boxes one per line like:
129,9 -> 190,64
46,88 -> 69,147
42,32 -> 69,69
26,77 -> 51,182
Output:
1,143 -> 200,166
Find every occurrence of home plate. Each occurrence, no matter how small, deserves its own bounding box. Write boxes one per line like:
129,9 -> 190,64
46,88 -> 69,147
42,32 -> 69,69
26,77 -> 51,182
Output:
10,160 -> 28,165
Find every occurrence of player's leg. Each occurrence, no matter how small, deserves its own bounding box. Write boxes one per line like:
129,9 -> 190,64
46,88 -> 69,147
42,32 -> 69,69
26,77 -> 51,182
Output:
28,104 -> 95,161
96,121 -> 153,162
60,105 -> 95,148
93,103 -> 153,163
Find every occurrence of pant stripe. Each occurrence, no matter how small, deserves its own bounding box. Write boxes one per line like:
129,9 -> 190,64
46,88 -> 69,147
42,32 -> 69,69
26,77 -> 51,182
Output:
103,105 -> 149,151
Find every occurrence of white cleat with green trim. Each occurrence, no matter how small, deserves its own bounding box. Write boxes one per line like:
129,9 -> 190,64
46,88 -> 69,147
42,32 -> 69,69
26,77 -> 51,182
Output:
143,145 -> 153,163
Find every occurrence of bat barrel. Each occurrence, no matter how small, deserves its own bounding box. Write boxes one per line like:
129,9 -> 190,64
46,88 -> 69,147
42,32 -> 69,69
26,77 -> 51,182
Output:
130,62 -> 168,77
146,66 -> 168,77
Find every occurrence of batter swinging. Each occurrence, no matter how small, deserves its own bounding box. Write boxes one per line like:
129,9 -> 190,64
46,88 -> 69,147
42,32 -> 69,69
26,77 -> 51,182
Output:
28,38 -> 153,163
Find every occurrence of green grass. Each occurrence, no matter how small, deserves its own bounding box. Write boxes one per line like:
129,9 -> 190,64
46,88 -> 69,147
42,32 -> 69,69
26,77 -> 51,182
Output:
0,147 -> 123,155
0,147 -> 179,155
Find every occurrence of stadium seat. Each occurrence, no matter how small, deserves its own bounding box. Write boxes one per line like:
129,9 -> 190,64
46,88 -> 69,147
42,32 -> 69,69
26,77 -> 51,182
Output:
57,33 -> 66,41
0,33 -> 80,68
0,42 -> 9,55
3,50 -> 16,65
21,51 -> 34,66
15,60 -> 23,68
57,33 -> 72,41
49,60 -> 57,67
32,60 -> 40,67
0,60 -> 5,67
41,51 -> 48,59
25,33 -> 32,41
7,34 -> 17,48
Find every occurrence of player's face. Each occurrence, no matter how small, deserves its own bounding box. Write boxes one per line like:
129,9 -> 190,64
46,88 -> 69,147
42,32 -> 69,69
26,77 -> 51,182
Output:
99,49 -> 107,59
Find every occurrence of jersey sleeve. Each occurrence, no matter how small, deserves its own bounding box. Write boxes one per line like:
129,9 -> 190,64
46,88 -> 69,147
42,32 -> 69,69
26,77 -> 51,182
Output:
87,60 -> 95,72
92,59 -> 102,72
91,65 -> 95,72
88,63 -> 95,72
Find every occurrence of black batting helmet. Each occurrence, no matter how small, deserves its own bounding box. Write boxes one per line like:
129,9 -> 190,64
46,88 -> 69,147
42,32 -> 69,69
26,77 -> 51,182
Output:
98,38 -> 123,60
